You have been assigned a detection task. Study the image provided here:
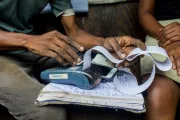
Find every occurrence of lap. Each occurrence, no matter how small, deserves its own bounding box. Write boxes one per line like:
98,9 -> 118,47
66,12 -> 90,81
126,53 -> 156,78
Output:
142,74 -> 180,104
0,54 -> 66,120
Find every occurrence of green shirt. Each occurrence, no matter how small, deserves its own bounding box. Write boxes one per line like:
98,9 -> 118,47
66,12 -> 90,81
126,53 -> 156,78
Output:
0,0 -> 72,33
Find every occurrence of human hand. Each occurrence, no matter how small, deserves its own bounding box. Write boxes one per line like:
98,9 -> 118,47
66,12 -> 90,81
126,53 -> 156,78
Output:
103,36 -> 145,67
103,36 -> 146,59
24,30 -> 84,66
164,41 -> 180,76
159,22 -> 180,47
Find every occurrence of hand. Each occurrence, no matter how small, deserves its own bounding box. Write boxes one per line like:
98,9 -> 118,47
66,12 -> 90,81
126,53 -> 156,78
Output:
164,41 -> 180,76
103,36 -> 146,59
24,30 -> 84,66
159,22 -> 180,47
103,36 -> 145,68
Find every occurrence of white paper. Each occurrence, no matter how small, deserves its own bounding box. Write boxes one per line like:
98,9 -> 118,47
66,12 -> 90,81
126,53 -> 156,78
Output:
36,82 -> 144,110
83,46 -> 172,95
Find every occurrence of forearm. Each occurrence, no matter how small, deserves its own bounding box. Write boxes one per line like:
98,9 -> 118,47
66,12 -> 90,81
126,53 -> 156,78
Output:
66,25 -> 104,50
61,16 -> 104,50
139,12 -> 163,39
0,30 -> 34,50
139,0 -> 163,40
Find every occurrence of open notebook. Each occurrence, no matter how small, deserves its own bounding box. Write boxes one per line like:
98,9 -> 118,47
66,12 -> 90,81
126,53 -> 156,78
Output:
35,46 -> 172,113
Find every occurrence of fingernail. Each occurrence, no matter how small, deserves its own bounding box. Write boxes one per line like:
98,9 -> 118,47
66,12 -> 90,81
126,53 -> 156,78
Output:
76,61 -> 83,65
73,62 -> 76,66
120,54 -> 126,59
77,58 -> 82,63
80,46 -> 84,51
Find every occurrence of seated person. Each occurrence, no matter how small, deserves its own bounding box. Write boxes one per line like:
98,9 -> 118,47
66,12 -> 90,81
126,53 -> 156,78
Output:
139,0 -> 180,120
0,0 -> 145,120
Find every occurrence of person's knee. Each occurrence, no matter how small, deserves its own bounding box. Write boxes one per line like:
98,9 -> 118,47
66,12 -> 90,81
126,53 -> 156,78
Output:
144,74 -> 180,109
0,58 -> 21,87
38,106 -> 67,120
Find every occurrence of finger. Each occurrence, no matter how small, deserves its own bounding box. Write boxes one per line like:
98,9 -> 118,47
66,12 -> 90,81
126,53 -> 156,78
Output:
164,31 -> 177,41
45,50 -> 66,65
64,45 -> 82,63
130,39 -> 146,50
163,22 -> 176,31
176,57 -> 180,76
52,38 -> 79,63
55,32 -> 84,51
111,52 -> 120,59
108,38 -> 126,59
173,51 -> 179,71
170,55 -> 176,70
60,49 -> 77,66
168,50 -> 176,70
161,32 -> 177,46
163,36 -> 179,48
163,27 -> 175,36
49,43 -> 75,65
122,47 -> 134,55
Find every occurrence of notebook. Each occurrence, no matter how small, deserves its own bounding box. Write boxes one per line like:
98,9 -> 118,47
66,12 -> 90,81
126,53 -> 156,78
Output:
35,46 -> 172,113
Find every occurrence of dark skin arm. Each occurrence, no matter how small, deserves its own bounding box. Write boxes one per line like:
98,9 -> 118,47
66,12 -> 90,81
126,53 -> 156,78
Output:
61,15 -> 146,59
0,30 -> 34,50
61,15 -> 105,50
139,0 -> 163,39
0,29 -> 84,66
160,22 -> 180,74
0,14 -> 146,67
139,0 -> 180,75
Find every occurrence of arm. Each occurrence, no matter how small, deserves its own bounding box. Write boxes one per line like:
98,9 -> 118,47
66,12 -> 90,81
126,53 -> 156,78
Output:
0,30 -> 34,50
139,0 -> 163,39
0,29 -> 84,65
60,15 -> 146,59
61,15 -> 104,50
139,0 -> 180,74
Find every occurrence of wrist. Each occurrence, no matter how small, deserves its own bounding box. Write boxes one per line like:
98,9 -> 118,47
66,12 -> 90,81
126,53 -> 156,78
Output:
21,38 -> 29,48
155,27 -> 164,41
21,35 -> 37,49
5,32 -> 35,48
98,37 -> 105,46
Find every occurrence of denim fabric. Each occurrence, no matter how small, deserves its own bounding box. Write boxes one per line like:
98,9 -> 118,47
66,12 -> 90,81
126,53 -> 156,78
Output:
0,51 -> 66,120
